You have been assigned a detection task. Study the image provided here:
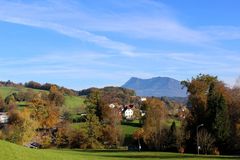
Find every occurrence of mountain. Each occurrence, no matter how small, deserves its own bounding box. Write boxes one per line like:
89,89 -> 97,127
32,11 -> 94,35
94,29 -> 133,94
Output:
122,77 -> 187,97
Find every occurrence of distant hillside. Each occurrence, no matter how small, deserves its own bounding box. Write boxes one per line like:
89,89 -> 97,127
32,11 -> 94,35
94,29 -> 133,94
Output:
122,77 -> 187,97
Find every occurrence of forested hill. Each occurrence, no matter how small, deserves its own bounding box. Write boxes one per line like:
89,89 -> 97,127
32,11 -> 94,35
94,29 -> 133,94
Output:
79,86 -> 136,105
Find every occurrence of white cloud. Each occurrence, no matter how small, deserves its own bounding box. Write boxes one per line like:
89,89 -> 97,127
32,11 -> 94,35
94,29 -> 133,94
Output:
0,0 -> 214,51
0,0 -> 136,56
0,0 -> 240,88
0,0 -> 239,48
200,26 -> 240,40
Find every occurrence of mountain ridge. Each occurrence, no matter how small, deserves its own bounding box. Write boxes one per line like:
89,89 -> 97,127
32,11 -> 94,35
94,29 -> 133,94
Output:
122,76 -> 187,97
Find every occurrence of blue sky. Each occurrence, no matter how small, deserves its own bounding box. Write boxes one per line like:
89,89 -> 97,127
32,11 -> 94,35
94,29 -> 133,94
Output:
0,0 -> 240,89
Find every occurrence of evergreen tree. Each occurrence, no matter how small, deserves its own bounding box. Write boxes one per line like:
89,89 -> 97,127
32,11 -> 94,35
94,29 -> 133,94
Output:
206,83 -> 218,131
206,83 -> 230,152
82,104 -> 103,149
213,94 -> 230,149
166,121 -> 177,151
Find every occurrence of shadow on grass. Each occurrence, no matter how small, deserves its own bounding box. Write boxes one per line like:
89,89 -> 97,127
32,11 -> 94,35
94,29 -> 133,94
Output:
98,154 -> 240,159
66,150 -> 240,159
121,122 -> 142,128
69,149 -> 129,153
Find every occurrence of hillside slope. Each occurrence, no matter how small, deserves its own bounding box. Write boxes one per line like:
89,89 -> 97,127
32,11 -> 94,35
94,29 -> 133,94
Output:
0,86 -> 85,110
122,77 -> 187,97
0,140 -> 239,160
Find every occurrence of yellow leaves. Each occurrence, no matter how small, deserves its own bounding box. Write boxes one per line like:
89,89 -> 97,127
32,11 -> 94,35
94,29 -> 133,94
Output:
133,128 -> 144,140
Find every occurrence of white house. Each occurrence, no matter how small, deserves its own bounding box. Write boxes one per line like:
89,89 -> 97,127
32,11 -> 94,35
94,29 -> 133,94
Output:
140,110 -> 146,117
124,109 -> 134,120
140,97 -> 147,102
0,112 -> 8,124
109,103 -> 116,108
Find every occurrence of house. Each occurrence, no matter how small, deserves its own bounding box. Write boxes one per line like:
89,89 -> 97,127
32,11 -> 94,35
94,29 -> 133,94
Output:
178,106 -> 187,120
140,97 -> 147,102
140,110 -> 146,117
109,103 -> 116,108
124,109 -> 134,120
0,112 -> 8,124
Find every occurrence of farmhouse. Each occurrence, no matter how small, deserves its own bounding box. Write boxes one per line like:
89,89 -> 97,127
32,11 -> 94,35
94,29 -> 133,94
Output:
124,108 -> 134,120
0,112 -> 8,124
109,103 -> 116,108
140,97 -> 147,102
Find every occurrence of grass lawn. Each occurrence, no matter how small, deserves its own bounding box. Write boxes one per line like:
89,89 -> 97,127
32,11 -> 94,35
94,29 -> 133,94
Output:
122,120 -> 141,135
0,86 -> 85,111
166,119 -> 181,127
0,140 -> 239,160
0,86 -> 22,98
64,95 -> 85,111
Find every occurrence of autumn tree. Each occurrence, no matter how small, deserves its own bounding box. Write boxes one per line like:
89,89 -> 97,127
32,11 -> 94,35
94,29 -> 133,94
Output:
0,94 -> 5,111
30,93 -> 60,147
48,85 -> 65,107
30,95 -> 60,129
4,107 -> 38,145
228,87 -> 240,152
133,128 -> 144,151
102,106 -> 122,148
182,74 -> 231,153
67,126 -> 86,148
18,108 -> 39,145
143,98 -> 168,150
25,81 -> 41,89
198,129 -> 215,154
81,103 -> 103,149
55,122 -> 70,148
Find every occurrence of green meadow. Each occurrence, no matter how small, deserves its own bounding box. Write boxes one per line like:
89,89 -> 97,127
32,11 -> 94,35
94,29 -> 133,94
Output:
0,140 -> 239,160
0,86 -> 85,110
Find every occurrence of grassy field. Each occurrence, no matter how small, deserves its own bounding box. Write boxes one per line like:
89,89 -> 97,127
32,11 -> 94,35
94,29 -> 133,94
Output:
122,120 -> 141,135
64,95 -> 85,111
0,140 -> 239,160
0,86 -> 85,110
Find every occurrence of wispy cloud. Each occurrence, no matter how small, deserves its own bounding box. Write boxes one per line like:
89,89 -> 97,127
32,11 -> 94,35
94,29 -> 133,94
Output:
0,0 -> 214,50
0,0 -> 137,56
0,0 -> 240,88
200,26 -> 240,40
0,0 -> 239,48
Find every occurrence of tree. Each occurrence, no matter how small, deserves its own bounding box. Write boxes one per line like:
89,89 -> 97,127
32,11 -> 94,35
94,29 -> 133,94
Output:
133,128 -> 144,151
30,96 -> 60,129
67,126 -> 86,148
82,104 -> 103,149
228,87 -> 240,152
4,94 -> 16,105
212,95 -> 230,149
102,107 -> 122,148
182,74 -> 231,153
205,83 -> 230,152
18,108 -> 39,145
0,94 -> 5,111
48,85 -> 64,107
198,129 -> 215,154
143,98 -> 167,150
56,122 -> 70,148
85,90 -> 102,119
4,107 -> 38,145
30,93 -> 60,147
25,81 -> 41,89
166,121 -> 177,151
